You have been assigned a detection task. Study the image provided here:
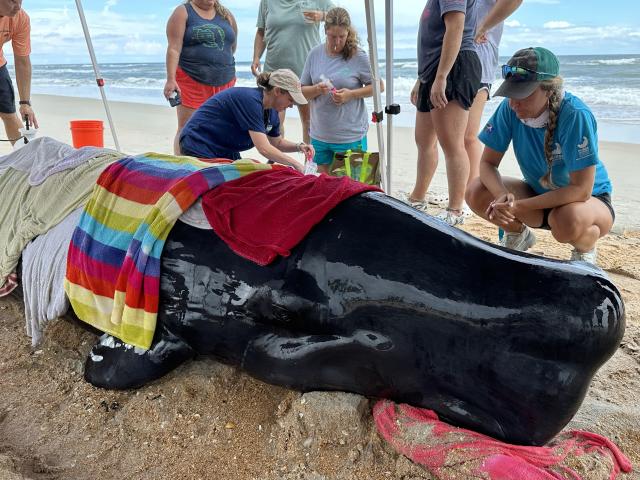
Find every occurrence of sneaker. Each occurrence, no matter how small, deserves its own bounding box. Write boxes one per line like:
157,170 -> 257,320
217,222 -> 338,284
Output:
570,247 -> 598,265
435,208 -> 465,226
427,191 -> 448,207
461,201 -> 474,219
396,191 -> 429,212
499,225 -> 536,252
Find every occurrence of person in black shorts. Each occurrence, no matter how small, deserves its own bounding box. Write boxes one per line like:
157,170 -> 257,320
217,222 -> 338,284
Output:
406,0 -> 481,226
0,0 -> 38,144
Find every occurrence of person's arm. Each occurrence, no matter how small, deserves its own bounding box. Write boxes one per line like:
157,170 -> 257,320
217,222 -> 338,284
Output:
513,167 -> 594,215
249,130 -> 307,172
479,146 -> 509,196
475,0 -> 523,43
14,55 -> 37,128
332,80 -> 384,105
302,83 -> 330,100
252,28 -> 266,76
228,13 -> 238,54
164,6 -> 187,99
430,11 -> 465,109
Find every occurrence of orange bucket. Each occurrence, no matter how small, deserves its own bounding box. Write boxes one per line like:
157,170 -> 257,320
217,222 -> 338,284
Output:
70,120 -> 104,148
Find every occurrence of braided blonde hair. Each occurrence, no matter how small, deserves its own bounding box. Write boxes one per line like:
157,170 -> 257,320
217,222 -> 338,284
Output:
324,7 -> 359,61
539,76 -> 564,190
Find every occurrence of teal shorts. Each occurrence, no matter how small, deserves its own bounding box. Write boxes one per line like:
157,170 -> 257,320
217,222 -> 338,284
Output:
310,137 -> 368,165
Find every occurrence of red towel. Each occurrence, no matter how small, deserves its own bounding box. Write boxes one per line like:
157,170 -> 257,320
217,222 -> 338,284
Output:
201,169 -> 381,265
373,400 -> 633,480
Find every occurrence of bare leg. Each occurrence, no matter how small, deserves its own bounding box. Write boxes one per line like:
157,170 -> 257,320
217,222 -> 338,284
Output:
466,176 -> 545,232
464,89 -> 489,186
173,104 -> 196,155
548,198 -> 614,252
0,112 -> 24,146
431,101 -> 470,211
298,103 -> 310,144
410,111 -> 438,201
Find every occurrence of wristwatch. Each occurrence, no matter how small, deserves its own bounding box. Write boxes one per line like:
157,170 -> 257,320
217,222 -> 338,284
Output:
19,100 -> 31,106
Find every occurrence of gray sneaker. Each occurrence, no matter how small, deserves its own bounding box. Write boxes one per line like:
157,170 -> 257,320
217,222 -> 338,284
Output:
500,226 -> 536,252
570,247 -> 598,265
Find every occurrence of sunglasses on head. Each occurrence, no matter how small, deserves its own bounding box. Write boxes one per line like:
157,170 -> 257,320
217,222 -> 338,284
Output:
501,64 -> 553,81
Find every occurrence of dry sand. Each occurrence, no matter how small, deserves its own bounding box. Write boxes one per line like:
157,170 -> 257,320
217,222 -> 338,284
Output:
0,94 -> 639,479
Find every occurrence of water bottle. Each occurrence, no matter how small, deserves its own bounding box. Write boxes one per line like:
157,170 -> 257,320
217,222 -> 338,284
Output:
319,74 -> 337,95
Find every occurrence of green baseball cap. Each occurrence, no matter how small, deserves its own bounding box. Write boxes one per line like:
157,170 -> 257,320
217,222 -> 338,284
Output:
494,47 -> 560,99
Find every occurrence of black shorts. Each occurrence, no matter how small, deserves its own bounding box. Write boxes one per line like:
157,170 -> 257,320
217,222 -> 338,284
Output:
417,50 -> 481,112
0,64 -> 16,114
539,192 -> 615,230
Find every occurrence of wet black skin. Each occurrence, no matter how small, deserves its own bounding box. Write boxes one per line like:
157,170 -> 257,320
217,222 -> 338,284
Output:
84,192 -> 625,446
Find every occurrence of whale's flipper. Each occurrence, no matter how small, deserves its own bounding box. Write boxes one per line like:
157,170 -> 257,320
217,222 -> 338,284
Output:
84,324 -> 194,390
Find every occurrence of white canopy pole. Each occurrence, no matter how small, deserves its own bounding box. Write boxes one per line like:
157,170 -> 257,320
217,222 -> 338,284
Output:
364,0 -> 387,192
384,0 -> 394,193
75,0 -> 121,151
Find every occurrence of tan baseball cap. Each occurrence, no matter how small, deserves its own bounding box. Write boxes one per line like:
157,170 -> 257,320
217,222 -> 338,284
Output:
269,69 -> 308,105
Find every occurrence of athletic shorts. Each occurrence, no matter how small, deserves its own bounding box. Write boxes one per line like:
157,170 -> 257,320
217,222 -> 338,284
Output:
310,136 -> 368,166
0,64 -> 16,114
417,50 -> 481,112
539,192 -> 615,230
176,66 -> 236,110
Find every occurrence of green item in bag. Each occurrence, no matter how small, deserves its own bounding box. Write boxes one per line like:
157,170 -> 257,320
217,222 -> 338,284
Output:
329,150 -> 381,186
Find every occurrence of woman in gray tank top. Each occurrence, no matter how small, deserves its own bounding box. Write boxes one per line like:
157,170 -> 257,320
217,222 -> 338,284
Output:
164,0 -> 238,154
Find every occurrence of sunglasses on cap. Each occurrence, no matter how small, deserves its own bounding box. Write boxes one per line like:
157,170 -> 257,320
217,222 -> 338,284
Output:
501,65 -> 554,82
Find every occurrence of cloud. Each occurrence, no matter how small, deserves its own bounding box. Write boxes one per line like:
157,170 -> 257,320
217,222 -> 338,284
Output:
543,21 -> 573,29
504,20 -> 522,28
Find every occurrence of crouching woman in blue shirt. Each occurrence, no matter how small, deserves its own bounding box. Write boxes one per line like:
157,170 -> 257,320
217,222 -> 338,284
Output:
465,47 -> 614,265
179,69 -> 314,172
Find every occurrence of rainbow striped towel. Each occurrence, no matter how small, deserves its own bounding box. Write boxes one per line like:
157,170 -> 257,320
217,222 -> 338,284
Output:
64,153 -> 281,349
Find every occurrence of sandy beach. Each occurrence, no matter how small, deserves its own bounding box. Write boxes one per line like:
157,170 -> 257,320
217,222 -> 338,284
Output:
0,94 -> 639,479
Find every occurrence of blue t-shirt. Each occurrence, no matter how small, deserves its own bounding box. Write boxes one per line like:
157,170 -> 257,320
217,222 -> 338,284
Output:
478,92 -> 612,196
179,3 -> 236,86
179,87 -> 281,159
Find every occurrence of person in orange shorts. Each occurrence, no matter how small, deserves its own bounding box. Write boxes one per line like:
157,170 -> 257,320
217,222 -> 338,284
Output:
0,0 -> 38,144
164,0 -> 237,154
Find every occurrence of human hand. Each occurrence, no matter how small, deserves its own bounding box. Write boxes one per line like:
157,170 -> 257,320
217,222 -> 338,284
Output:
251,59 -> 261,76
487,192 -> 517,226
332,88 -> 352,105
474,25 -> 488,44
410,80 -> 420,106
316,82 -> 331,96
302,10 -> 324,23
429,76 -> 447,109
299,143 -> 315,161
163,80 -> 180,99
19,104 -> 38,129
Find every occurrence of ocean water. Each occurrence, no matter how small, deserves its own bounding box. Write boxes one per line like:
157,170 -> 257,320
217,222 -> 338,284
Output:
16,54 -> 640,143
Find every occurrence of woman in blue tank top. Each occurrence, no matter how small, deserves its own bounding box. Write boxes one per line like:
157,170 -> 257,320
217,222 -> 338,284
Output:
164,0 -> 237,154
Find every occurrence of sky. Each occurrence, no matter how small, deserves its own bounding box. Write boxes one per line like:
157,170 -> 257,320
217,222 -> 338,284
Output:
14,0 -> 640,64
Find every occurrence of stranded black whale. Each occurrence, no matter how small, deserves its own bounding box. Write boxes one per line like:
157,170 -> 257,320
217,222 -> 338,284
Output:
82,192 -> 625,446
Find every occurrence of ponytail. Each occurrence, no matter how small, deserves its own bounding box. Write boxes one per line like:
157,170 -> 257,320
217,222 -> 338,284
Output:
539,76 -> 564,190
256,72 -> 273,91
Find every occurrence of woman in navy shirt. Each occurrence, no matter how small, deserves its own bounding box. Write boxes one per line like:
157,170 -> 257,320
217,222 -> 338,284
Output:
180,69 -> 314,172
